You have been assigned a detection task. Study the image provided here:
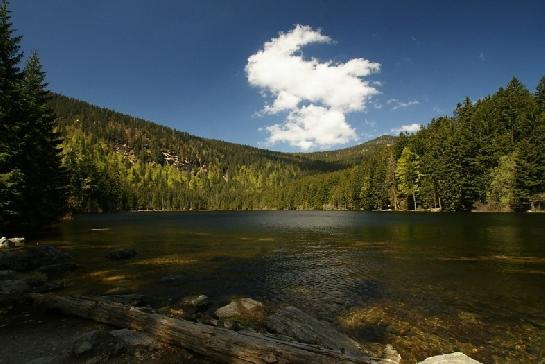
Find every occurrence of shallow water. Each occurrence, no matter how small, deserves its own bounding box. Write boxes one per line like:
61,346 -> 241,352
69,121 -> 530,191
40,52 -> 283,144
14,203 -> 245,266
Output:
41,211 -> 545,363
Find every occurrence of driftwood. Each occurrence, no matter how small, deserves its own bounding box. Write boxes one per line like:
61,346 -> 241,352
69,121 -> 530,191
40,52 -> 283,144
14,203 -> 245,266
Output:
30,293 -> 389,364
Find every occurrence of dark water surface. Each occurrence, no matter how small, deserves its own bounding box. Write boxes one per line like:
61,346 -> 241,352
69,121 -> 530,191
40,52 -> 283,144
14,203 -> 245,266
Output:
43,211 -> 545,363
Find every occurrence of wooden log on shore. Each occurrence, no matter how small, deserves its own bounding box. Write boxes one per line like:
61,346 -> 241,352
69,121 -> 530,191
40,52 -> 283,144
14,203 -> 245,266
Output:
30,293 -> 389,364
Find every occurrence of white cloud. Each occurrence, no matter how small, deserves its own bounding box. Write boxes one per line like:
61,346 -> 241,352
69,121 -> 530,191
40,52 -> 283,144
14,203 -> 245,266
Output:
387,98 -> 420,110
265,105 -> 356,150
391,123 -> 421,134
246,25 -> 380,150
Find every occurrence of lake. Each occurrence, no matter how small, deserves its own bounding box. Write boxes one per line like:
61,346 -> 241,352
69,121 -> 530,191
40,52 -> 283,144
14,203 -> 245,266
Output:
41,211 -> 545,363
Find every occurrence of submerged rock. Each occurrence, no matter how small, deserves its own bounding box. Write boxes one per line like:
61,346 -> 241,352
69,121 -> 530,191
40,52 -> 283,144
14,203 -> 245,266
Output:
265,306 -> 365,358
106,248 -> 137,260
0,245 -> 71,271
0,279 -> 31,295
215,297 -> 265,323
418,352 -> 482,364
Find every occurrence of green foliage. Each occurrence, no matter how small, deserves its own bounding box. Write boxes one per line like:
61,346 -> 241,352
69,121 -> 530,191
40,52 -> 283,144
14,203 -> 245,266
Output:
395,147 -> 420,210
487,152 -> 518,210
48,76 -> 545,214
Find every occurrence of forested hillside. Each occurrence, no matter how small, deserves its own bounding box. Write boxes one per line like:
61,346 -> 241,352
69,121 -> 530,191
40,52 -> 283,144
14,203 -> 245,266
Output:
50,77 -> 545,213
50,94 -> 379,211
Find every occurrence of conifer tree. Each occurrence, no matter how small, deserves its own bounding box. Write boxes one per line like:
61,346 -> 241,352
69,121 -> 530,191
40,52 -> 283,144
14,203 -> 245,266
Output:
19,53 -> 68,228
0,0 -> 25,231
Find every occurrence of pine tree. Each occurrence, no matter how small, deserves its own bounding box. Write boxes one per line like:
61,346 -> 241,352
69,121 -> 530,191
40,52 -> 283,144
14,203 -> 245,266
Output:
19,53 -> 68,228
0,0 -> 25,232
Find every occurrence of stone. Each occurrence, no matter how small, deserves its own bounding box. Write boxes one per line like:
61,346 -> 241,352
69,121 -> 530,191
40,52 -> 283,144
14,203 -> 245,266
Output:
106,248 -> 137,260
110,329 -> 161,350
180,294 -> 208,308
0,237 -> 24,249
418,352 -> 482,364
215,297 -> 265,322
0,245 -> 71,271
383,344 -> 401,364
265,306 -> 364,358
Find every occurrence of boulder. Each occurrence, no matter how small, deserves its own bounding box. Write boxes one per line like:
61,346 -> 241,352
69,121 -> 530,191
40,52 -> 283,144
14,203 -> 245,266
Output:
418,352 -> 482,364
110,329 -> 161,350
180,294 -> 209,308
215,297 -> 265,323
0,237 -> 25,249
106,248 -> 137,260
0,245 -> 71,271
265,306 -> 364,358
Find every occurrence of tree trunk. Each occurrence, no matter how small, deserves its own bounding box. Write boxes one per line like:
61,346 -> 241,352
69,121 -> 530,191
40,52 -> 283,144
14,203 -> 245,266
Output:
29,293 -> 388,364
412,191 -> 417,211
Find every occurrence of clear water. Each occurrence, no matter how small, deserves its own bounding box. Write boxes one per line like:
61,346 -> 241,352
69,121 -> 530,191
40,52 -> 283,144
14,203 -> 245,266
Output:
41,211 -> 545,363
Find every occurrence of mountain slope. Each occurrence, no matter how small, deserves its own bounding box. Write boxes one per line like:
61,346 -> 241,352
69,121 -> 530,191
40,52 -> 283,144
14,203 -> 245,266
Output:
49,94 -> 388,211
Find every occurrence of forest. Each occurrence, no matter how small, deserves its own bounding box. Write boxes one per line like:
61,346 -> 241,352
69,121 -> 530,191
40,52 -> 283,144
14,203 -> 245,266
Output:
50,75 -> 545,214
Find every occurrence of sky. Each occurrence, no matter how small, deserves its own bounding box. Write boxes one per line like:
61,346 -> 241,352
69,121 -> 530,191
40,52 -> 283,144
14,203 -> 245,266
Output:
11,0 -> 545,151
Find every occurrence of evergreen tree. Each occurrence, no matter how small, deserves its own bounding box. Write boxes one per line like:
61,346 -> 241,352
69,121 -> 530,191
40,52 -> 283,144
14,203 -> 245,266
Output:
19,53 -> 68,228
0,0 -> 25,231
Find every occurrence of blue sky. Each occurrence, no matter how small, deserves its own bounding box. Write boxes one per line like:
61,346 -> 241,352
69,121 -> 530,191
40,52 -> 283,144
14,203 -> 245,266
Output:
12,0 -> 545,151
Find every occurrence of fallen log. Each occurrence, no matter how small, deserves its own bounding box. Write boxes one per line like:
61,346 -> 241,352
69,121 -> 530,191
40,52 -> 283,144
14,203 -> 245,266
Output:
30,293 -> 389,364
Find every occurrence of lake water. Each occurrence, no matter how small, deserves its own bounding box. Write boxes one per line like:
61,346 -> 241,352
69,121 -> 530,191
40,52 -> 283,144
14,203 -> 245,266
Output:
42,211 -> 545,363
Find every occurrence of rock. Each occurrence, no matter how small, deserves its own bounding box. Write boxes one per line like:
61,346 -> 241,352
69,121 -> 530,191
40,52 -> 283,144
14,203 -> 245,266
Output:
0,279 -> 31,295
383,344 -> 401,364
106,248 -> 136,260
0,270 -> 16,280
71,330 -> 125,362
0,237 -> 25,249
100,294 -> 146,306
38,262 -> 80,274
0,245 -> 71,271
215,297 -> 265,323
180,294 -> 208,308
110,329 -> 161,350
265,306 -> 364,358
418,352 -> 482,364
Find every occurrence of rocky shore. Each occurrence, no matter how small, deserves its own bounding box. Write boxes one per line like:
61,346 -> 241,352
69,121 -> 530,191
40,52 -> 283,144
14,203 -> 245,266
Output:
0,242 -> 481,364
